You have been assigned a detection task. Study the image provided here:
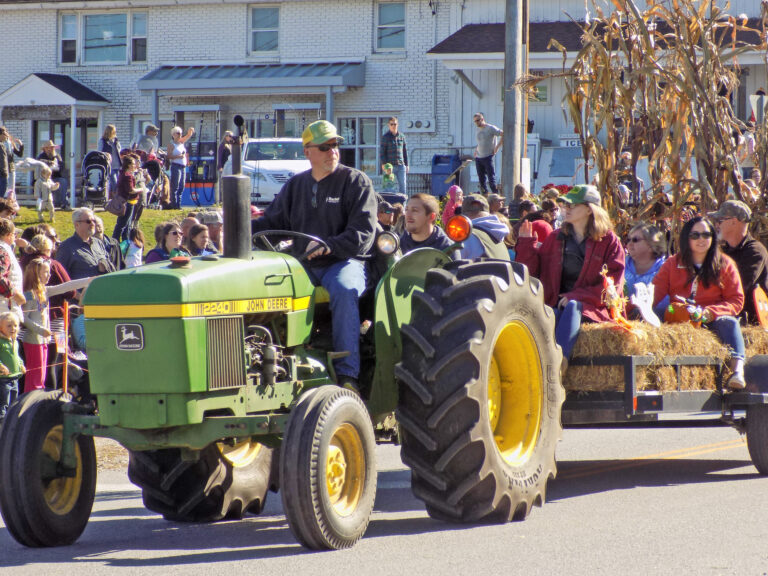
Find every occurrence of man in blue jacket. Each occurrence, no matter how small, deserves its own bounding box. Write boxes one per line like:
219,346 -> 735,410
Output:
252,120 -> 377,390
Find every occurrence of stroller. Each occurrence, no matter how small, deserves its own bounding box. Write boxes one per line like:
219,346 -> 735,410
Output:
140,149 -> 170,209
80,151 -> 111,208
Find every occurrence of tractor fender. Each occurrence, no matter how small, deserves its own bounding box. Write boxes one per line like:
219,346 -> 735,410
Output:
367,248 -> 453,416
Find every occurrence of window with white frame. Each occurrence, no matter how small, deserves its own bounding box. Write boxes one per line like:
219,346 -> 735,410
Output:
250,6 -> 279,53
528,71 -> 549,105
337,116 -> 392,176
59,11 -> 148,65
376,2 -> 405,51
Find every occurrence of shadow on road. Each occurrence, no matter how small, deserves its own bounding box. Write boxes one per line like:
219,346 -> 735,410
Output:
0,468 -> 437,567
549,457 -> 758,502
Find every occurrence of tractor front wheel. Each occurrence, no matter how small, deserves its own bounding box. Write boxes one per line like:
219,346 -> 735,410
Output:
396,260 -> 564,522
280,386 -> 377,550
0,390 -> 97,547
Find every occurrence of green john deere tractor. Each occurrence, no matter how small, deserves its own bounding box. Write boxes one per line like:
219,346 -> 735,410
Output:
0,185 -> 563,549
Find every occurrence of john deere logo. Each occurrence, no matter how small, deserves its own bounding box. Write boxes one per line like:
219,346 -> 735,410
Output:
116,324 -> 144,351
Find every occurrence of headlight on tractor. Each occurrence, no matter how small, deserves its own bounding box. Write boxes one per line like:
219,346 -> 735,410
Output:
376,231 -> 400,255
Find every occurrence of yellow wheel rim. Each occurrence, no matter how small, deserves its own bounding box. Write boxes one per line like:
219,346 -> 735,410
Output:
42,425 -> 83,516
325,423 -> 365,517
488,321 -> 544,467
218,439 -> 263,468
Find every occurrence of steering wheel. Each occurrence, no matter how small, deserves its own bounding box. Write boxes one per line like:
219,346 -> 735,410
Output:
252,230 -> 331,262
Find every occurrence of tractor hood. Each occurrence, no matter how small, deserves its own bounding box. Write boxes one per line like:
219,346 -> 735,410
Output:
83,251 -> 315,316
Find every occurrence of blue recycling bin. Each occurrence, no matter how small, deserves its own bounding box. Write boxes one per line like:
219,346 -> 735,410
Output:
431,154 -> 461,198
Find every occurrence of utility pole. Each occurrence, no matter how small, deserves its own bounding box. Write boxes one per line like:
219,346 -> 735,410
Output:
503,0 -> 525,197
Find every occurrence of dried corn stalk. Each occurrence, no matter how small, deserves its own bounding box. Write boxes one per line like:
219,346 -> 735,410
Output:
552,0 -> 768,239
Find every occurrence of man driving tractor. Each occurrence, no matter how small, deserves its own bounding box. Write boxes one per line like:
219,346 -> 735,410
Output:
251,120 -> 378,391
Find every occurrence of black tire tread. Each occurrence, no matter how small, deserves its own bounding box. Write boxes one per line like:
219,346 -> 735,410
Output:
0,390 -> 96,547
128,440 -> 273,522
397,260 -> 564,524
280,386 -> 377,550
746,405 -> 768,474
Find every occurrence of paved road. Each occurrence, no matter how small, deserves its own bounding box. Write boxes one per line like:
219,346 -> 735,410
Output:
1,422 -> 767,575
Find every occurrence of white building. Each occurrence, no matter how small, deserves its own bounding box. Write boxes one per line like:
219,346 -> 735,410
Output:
0,0 -> 765,197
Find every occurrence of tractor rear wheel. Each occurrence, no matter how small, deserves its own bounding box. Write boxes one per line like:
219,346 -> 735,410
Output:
128,439 -> 274,522
280,385 -> 377,550
396,260 -> 564,522
746,405 -> 768,474
0,390 -> 97,547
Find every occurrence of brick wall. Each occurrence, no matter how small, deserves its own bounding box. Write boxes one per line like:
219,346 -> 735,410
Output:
0,1 -> 461,173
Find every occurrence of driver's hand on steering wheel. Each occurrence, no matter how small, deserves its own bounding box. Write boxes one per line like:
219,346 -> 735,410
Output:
305,240 -> 331,260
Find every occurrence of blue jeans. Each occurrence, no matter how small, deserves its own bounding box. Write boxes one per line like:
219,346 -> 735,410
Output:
706,316 -> 745,360
0,377 -> 19,419
307,259 -> 366,379
170,164 -> 186,208
112,201 -> 136,242
109,168 -> 120,196
393,164 -> 407,196
475,155 -> 498,194
0,176 -> 7,197
554,300 -> 583,360
54,177 -> 69,208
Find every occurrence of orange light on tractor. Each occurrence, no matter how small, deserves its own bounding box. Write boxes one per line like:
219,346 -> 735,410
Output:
445,215 -> 472,243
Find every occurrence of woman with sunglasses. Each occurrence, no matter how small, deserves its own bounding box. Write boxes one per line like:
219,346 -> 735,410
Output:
145,222 -> 190,263
652,216 -> 746,388
624,223 -> 667,301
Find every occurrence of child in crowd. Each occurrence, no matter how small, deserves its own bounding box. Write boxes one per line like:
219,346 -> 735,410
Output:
34,165 -> 59,222
21,257 -> 52,392
381,163 -> 398,193
0,217 -> 26,322
0,311 -> 24,420
123,228 -> 145,268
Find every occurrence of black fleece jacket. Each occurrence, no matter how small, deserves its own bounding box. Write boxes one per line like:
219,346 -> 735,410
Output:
252,164 -> 377,266
722,233 -> 768,324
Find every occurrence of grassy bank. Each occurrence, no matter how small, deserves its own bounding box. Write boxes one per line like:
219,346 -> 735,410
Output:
14,206 -> 206,251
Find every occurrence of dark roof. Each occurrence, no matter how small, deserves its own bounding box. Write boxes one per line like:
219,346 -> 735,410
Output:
429,22 -> 585,55
429,18 -> 764,55
33,73 -> 108,102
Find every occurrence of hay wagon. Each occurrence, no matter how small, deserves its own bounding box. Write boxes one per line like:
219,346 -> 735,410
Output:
560,323 -> 768,472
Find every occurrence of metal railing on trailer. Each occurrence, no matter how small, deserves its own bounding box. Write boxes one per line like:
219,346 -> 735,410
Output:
563,354 -> 768,426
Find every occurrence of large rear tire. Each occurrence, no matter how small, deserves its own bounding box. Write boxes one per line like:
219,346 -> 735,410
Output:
128,439 -> 274,522
396,260 -> 564,522
0,390 -> 97,547
746,405 -> 768,474
280,386 -> 377,550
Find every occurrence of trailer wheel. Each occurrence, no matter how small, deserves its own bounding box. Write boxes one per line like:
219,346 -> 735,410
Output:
746,405 -> 768,474
0,390 -> 96,547
128,439 -> 274,522
396,260 -> 564,522
280,385 -> 377,550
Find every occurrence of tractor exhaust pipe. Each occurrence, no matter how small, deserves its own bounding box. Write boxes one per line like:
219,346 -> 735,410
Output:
223,115 -> 251,260
222,175 -> 251,260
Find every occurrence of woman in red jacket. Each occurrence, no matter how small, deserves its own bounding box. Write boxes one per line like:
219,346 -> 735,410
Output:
516,185 -> 625,361
652,216 -> 746,388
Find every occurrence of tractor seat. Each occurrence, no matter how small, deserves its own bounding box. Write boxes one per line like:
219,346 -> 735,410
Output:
314,286 -> 330,304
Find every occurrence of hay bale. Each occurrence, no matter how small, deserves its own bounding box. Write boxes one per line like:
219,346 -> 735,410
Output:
563,321 -> 729,392
743,325 -> 768,356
